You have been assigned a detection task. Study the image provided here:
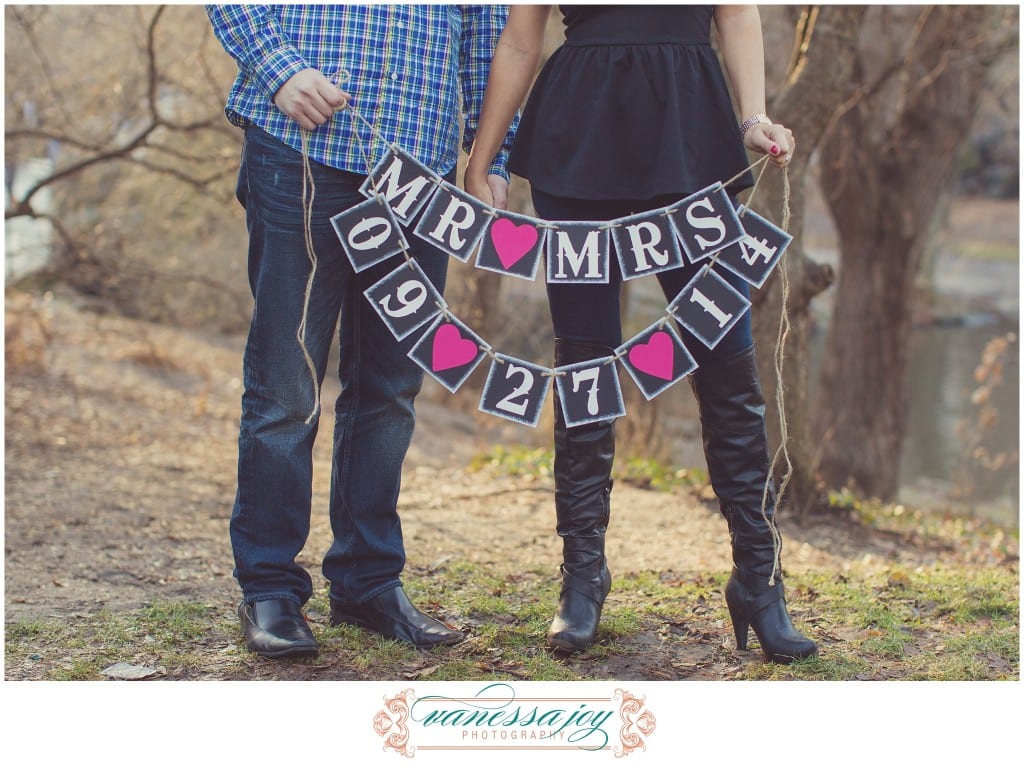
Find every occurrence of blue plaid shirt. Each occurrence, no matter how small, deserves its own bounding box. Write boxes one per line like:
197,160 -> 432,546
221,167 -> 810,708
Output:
208,4 -> 516,179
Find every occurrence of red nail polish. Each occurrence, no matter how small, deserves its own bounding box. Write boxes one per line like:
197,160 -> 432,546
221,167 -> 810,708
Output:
770,145 -> 780,155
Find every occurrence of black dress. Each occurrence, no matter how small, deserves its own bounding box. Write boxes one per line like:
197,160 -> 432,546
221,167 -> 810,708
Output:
507,5 -> 753,202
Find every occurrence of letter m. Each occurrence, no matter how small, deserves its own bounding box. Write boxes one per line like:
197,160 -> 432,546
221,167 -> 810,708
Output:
554,230 -> 602,279
374,155 -> 432,221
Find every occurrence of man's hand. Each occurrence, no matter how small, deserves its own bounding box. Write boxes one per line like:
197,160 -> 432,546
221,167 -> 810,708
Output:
486,175 -> 509,211
465,167 -> 509,211
273,68 -> 350,131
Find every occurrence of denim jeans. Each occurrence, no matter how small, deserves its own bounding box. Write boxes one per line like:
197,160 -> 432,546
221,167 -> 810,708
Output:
532,189 -> 753,364
231,126 -> 448,607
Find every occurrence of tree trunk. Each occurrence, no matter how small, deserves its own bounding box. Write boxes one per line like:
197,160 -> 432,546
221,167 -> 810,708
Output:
815,5 -> 1006,499
748,5 -> 866,514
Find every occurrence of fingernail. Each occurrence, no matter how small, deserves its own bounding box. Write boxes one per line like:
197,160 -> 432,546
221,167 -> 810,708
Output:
770,145 -> 780,155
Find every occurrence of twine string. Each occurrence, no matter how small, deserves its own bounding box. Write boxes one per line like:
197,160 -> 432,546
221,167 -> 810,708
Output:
297,129 -> 322,425
761,166 -> 793,585
723,153 -> 771,191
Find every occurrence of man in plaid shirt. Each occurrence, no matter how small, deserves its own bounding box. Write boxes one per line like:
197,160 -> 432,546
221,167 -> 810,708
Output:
208,5 -> 516,659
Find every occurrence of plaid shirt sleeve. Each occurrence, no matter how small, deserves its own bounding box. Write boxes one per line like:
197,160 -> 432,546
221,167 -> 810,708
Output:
206,5 -> 308,114
459,4 -> 518,181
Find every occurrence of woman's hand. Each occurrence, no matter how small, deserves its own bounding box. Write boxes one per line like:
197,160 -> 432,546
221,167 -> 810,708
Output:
744,121 -> 795,168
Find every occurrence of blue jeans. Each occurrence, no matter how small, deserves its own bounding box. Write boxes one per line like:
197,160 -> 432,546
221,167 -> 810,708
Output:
231,126 -> 448,607
532,189 -> 753,363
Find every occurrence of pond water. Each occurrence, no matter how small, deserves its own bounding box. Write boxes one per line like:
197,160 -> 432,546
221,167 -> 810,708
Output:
896,319 -> 1019,526
817,242 -> 1020,527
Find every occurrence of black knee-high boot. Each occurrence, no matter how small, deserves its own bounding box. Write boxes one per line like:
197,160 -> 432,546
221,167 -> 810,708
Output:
547,338 -> 615,653
691,346 -> 817,663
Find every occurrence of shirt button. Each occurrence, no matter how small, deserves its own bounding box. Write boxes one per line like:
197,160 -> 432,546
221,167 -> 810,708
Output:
391,73 -> 399,81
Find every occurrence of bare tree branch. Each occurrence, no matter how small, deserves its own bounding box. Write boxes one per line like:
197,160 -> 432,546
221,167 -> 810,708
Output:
4,129 -> 104,152
9,123 -> 157,210
9,6 -> 76,126
146,5 -> 167,122
126,156 -> 234,190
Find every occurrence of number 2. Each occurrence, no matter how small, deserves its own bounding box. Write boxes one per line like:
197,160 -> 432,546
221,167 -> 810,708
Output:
495,364 -> 535,416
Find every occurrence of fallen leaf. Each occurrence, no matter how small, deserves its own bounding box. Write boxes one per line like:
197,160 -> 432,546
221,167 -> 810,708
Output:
404,665 -> 440,680
101,663 -> 163,680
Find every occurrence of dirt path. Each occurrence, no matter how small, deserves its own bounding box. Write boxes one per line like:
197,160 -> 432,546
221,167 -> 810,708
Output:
4,290 -> 1014,680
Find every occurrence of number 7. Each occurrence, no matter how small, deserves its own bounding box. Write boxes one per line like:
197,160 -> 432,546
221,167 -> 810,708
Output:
571,366 -> 601,416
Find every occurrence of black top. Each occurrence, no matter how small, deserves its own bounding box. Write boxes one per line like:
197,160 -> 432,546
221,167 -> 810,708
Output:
507,5 -> 753,201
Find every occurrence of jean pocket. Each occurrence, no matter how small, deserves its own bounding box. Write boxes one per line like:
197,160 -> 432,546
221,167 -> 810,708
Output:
242,127 -> 312,228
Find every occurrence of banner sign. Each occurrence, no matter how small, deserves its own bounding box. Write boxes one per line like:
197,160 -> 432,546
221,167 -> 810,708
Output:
668,183 -> 746,264
546,222 -> 611,285
359,146 -> 439,225
711,204 -> 792,288
668,268 -> 752,350
475,211 -> 546,281
409,315 -> 489,394
617,321 -> 697,401
612,208 -> 686,281
331,196 -> 409,273
331,144 -> 787,428
553,357 -> 626,427
413,181 -> 492,263
478,354 -> 552,428
363,259 -> 446,341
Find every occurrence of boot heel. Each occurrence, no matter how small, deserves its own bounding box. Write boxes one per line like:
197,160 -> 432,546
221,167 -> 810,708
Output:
727,597 -> 749,650
726,567 -> 817,663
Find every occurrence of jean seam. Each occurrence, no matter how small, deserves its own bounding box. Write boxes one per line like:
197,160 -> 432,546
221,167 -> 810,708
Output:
332,271 -> 362,600
235,232 -> 262,546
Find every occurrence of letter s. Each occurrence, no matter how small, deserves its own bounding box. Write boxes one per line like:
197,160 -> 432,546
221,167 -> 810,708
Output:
685,197 -> 726,252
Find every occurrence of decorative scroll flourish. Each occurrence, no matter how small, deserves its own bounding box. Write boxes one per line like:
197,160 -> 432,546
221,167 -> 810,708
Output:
373,688 -> 417,758
613,688 -> 657,758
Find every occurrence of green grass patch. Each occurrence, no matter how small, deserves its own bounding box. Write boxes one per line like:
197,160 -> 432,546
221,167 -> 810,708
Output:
5,553 -> 1017,681
615,457 -> 706,491
469,445 -> 553,479
470,445 -> 706,493
754,564 -> 1019,680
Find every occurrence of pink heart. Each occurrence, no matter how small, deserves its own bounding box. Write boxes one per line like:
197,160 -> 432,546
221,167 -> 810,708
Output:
628,331 -> 675,380
432,323 -> 478,372
490,217 -> 539,270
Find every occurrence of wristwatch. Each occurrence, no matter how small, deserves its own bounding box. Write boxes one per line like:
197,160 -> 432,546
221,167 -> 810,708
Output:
740,112 -> 771,137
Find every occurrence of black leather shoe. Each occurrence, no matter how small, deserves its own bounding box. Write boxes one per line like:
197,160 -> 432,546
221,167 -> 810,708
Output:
330,587 -> 464,648
238,599 -> 318,658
